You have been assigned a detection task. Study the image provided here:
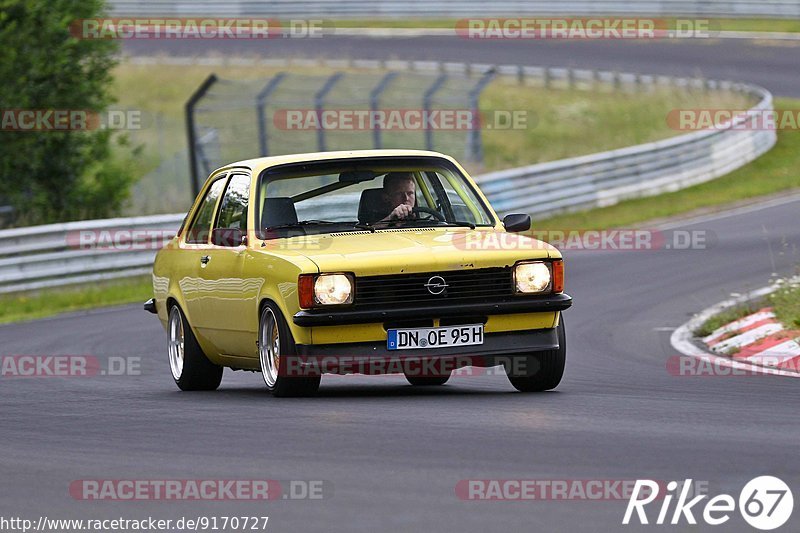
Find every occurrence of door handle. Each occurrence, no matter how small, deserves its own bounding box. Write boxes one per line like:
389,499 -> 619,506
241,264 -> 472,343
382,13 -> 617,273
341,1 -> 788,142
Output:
200,255 -> 210,265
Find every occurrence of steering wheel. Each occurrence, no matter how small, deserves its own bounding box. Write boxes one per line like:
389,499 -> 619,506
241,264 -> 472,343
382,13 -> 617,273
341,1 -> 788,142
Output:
412,206 -> 446,221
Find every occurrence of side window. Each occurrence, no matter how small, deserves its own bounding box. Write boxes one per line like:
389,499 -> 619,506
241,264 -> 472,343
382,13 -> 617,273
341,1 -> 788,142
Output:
214,174 -> 250,234
185,177 -> 227,244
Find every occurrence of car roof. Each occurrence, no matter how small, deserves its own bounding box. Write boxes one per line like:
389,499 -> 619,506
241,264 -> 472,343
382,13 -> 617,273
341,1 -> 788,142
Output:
212,149 -> 458,176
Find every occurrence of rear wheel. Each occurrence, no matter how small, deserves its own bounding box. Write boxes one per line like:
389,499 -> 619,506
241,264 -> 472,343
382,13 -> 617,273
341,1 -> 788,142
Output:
259,303 -> 320,397
167,304 -> 223,391
505,317 -> 566,392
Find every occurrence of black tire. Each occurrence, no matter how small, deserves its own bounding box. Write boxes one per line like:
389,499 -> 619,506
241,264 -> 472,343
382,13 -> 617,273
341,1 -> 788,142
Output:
167,304 -> 223,391
404,373 -> 451,386
259,302 -> 320,397
505,317 -> 566,392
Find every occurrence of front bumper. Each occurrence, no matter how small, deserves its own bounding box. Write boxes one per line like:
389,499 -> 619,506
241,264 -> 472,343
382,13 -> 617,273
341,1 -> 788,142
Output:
293,293 -> 572,327
295,327 -> 559,360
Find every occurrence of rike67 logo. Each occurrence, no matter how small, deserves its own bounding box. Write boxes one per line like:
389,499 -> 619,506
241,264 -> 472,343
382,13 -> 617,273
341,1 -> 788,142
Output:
623,477 -> 793,530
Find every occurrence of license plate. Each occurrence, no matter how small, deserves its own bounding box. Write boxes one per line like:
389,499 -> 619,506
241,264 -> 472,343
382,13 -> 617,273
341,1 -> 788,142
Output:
387,324 -> 484,351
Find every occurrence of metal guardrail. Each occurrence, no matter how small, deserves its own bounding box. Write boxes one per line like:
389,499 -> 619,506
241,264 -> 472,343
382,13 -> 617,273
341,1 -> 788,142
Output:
0,214 -> 184,293
0,64 -> 776,294
107,0 -> 800,18
480,83 -> 775,216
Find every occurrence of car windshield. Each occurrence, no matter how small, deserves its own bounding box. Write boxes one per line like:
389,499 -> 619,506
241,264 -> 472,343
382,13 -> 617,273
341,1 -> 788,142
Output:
255,157 -> 495,239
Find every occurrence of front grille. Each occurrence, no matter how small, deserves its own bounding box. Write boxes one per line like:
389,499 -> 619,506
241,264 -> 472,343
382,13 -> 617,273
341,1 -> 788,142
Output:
354,267 -> 514,308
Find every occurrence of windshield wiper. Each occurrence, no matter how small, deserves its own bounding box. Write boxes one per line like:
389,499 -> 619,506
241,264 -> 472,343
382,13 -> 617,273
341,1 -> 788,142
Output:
353,223 -> 376,233
399,219 -> 477,230
263,220 -> 340,232
443,221 -> 477,229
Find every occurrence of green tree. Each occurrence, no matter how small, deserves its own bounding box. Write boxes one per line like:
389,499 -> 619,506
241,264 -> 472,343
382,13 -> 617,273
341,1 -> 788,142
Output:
0,0 -> 138,226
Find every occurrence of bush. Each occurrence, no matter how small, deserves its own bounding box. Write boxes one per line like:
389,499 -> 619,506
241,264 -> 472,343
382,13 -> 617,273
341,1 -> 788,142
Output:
0,0 -> 139,226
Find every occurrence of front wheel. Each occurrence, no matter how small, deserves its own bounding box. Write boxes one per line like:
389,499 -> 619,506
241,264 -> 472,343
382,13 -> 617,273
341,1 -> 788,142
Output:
167,304 -> 223,391
259,303 -> 320,397
505,317 -> 566,392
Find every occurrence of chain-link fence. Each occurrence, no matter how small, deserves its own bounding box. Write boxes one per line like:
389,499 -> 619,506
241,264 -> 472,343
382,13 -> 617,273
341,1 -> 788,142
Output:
186,64 -> 497,195
130,58 -> 753,217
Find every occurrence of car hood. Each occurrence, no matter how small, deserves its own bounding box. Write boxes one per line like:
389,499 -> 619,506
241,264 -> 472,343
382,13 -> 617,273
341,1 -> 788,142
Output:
289,228 -> 558,275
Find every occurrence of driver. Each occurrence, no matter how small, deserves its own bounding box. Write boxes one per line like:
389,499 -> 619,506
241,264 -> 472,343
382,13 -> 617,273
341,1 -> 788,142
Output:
378,172 -> 417,222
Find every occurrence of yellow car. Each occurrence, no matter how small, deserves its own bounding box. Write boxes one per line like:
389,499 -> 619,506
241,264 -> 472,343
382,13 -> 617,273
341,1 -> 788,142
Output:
145,150 -> 571,396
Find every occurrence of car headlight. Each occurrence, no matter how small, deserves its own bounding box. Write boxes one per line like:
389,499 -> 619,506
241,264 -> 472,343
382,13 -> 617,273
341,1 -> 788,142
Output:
299,273 -> 353,308
514,261 -> 552,293
315,274 -> 353,305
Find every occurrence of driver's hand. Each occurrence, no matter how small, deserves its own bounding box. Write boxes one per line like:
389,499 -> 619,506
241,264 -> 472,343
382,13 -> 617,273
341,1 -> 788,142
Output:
390,204 -> 413,220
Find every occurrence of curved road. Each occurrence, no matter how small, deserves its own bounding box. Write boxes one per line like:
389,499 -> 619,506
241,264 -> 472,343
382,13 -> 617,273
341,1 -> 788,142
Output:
2,193 -> 799,532
2,37 -> 799,533
123,36 -> 800,97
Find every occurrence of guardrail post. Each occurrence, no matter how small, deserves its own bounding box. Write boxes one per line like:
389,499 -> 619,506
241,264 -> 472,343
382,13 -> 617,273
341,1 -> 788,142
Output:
423,73 -> 448,151
369,71 -> 398,149
256,72 -> 287,157
185,74 -> 218,200
466,67 -> 497,162
315,72 -> 344,152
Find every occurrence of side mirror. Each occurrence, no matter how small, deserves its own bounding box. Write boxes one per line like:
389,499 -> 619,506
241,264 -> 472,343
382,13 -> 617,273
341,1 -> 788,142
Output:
211,227 -> 245,247
503,214 -> 531,233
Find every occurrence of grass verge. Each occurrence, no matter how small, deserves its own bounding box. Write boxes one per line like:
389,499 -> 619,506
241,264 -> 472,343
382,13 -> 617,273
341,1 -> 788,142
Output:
694,275 -> 800,338
479,78 -> 746,171
0,276 -> 152,325
694,303 -> 761,337
768,278 -> 800,330
533,98 -> 800,230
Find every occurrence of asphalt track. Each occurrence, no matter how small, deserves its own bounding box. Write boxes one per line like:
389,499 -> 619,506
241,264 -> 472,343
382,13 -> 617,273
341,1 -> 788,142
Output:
2,37 -> 800,533
2,192 -> 799,532
123,36 -> 800,97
